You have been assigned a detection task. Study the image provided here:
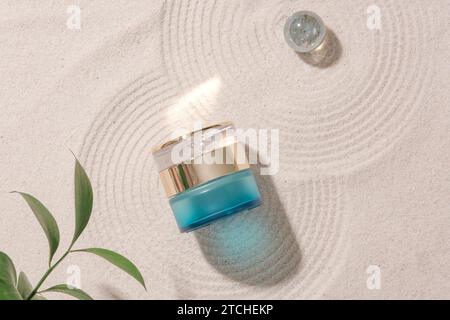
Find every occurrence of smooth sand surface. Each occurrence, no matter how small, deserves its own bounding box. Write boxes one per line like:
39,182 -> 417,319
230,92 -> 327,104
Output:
1,1 -> 449,299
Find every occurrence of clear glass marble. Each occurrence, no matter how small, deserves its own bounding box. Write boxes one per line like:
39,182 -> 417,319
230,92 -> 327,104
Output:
284,11 -> 327,53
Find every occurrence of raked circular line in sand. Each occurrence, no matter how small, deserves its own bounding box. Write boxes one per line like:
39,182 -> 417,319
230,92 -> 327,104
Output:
80,70 -> 349,299
161,0 -> 435,175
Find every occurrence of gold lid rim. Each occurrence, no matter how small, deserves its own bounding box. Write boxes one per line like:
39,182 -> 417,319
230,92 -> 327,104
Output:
158,141 -> 249,197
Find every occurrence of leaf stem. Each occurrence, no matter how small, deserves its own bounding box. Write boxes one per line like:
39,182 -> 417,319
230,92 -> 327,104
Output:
26,246 -> 73,300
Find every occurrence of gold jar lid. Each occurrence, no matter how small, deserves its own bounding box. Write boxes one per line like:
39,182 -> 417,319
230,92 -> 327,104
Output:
152,123 -> 249,198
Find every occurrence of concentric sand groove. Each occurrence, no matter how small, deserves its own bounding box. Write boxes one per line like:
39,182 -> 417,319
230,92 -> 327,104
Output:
161,0 -> 435,175
80,69 -> 348,298
80,71 -> 185,298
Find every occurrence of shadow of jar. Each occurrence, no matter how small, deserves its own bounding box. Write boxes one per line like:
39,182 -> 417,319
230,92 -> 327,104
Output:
194,164 -> 302,287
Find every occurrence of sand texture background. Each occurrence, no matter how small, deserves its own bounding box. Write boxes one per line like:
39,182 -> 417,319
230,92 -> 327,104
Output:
1,0 -> 450,299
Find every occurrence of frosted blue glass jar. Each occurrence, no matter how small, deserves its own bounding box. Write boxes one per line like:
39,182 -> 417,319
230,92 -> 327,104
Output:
153,123 -> 262,232
170,169 -> 261,232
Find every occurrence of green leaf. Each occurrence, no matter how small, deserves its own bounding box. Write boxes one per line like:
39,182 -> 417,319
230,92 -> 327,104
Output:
0,252 -> 22,300
13,192 -> 60,265
17,272 -> 33,299
74,248 -> 146,290
41,284 -> 92,300
17,271 -> 46,300
71,157 -> 93,245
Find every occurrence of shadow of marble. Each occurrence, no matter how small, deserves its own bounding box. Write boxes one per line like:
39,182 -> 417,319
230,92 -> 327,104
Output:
297,28 -> 342,68
194,166 -> 301,287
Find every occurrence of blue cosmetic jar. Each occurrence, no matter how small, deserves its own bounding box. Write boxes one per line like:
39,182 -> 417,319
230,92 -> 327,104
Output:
153,123 -> 262,232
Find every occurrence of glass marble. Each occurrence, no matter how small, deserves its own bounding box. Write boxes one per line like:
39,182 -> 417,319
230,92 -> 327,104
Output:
284,11 -> 327,53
